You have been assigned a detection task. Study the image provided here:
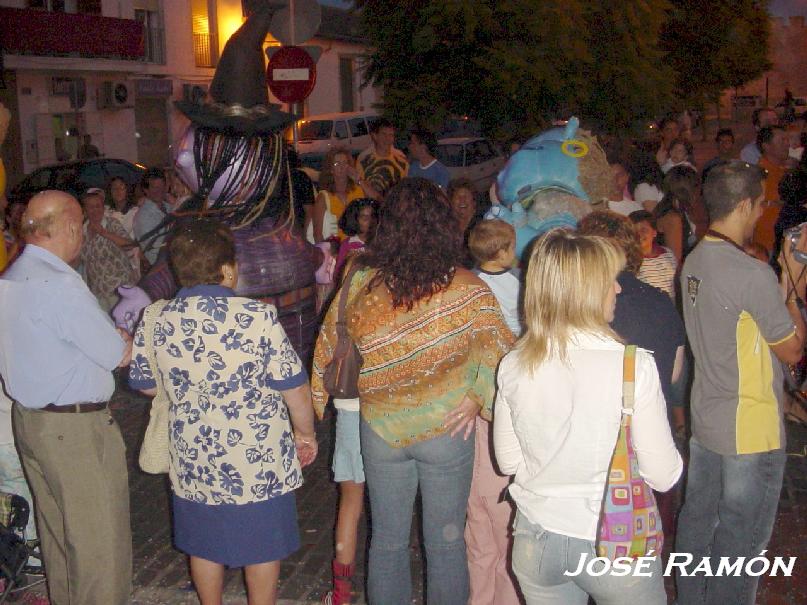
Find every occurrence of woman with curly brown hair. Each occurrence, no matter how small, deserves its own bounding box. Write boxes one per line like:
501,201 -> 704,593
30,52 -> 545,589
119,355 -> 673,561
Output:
312,178 -> 513,605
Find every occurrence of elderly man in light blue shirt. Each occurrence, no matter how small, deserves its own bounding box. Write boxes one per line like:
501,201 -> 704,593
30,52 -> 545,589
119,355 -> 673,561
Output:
0,190 -> 133,605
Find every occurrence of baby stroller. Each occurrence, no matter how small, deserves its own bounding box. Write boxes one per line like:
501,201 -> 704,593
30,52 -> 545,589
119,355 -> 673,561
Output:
0,491 -> 42,604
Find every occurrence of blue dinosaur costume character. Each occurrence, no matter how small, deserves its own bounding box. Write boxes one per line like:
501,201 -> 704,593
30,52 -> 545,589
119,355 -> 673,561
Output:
487,117 -> 613,257
114,3 -> 322,362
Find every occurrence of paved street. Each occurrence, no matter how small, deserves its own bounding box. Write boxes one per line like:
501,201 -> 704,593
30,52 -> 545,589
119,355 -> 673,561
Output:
113,387 -> 395,605
108,386 -> 807,604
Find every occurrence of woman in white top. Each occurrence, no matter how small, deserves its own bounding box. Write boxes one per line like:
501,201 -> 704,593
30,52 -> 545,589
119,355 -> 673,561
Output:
106,176 -> 142,277
493,231 -> 682,605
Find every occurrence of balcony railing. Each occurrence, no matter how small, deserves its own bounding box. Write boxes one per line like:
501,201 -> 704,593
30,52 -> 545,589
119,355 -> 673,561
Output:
193,33 -> 217,68
0,7 -> 144,60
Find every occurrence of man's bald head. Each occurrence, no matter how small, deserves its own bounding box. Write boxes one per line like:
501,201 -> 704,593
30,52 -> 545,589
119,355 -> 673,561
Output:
22,190 -> 84,263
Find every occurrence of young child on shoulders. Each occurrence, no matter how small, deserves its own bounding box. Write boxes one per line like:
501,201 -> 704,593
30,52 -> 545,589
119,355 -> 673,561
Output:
465,218 -> 522,605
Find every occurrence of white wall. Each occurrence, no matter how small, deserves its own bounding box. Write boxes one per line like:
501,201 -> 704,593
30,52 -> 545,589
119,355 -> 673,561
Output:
14,71 -> 139,172
267,37 -> 382,117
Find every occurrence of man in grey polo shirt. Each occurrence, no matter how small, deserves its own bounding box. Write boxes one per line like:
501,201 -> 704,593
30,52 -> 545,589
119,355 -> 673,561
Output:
677,161 -> 806,604
0,191 -> 133,604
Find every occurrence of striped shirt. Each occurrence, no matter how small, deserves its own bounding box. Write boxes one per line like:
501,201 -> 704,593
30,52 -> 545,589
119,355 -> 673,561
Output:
638,245 -> 677,297
312,267 -> 514,447
356,146 -> 408,198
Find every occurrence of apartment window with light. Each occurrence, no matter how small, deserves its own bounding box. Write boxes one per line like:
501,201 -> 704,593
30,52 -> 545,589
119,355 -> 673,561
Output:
192,0 -> 219,68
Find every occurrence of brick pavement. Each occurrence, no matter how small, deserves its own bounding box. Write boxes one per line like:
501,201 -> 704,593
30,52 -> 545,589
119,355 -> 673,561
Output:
112,384 -> 806,605
109,386 -> 425,605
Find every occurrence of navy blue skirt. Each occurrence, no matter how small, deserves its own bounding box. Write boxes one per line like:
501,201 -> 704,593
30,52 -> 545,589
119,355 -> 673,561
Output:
172,492 -> 300,567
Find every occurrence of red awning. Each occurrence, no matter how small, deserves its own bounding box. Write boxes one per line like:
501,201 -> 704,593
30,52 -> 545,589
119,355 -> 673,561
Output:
0,7 -> 144,60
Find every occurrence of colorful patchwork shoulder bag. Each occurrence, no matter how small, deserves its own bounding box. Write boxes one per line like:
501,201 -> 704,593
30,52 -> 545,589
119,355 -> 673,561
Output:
595,345 -> 664,559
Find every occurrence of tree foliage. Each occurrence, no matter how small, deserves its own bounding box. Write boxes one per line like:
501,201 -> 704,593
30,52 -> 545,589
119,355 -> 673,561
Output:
661,0 -> 771,108
355,0 -> 772,137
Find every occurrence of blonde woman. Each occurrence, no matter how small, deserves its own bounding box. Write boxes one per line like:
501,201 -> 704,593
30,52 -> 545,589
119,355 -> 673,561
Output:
493,230 -> 682,605
312,147 -> 380,243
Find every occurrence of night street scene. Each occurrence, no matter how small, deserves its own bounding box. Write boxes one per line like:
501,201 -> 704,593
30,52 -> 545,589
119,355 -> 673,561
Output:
2,0 -> 807,604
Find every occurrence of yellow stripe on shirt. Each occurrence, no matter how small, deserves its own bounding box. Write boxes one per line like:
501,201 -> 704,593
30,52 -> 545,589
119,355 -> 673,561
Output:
736,310 -> 781,454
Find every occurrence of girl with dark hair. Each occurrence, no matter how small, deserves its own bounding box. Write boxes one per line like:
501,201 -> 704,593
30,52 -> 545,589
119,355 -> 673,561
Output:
654,165 -> 700,263
334,198 -> 378,277
320,197 -> 378,605
312,178 -> 513,605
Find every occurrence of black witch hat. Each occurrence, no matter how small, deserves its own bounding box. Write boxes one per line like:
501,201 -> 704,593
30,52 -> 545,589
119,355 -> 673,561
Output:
174,3 -> 293,137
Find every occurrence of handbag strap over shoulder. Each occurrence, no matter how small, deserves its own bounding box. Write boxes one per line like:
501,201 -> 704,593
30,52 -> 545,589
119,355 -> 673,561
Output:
142,300 -> 167,400
622,344 -> 637,418
336,263 -> 362,327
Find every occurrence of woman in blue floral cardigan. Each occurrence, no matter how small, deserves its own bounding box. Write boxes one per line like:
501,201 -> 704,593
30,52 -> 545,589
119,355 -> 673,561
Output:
129,219 -> 317,605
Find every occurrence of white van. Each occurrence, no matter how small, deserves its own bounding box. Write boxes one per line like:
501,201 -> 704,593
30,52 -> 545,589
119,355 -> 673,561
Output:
289,111 -> 379,157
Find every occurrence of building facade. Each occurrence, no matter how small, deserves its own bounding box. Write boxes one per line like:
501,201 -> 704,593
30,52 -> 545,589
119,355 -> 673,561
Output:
0,0 -> 380,188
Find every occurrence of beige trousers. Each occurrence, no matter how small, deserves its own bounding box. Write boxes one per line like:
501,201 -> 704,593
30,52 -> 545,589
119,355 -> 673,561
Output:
13,403 -> 132,605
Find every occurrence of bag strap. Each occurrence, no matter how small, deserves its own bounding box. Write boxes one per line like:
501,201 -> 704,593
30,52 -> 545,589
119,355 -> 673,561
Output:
142,300 -> 167,402
336,263 -> 362,327
622,344 -> 637,416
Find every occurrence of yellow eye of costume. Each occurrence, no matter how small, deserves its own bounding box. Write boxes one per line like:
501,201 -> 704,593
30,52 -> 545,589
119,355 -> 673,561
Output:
561,139 -> 589,158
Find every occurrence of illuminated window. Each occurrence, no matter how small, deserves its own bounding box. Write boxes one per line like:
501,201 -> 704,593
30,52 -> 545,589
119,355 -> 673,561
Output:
192,0 -> 218,68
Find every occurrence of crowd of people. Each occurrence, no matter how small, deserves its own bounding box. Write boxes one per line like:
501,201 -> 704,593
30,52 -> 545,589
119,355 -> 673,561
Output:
0,105 -> 806,605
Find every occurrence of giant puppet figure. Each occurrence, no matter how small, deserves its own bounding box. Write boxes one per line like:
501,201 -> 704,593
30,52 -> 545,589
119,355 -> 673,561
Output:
487,117 -> 613,256
114,3 -> 322,361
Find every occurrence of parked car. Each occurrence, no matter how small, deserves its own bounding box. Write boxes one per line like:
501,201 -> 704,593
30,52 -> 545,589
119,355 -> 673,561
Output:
288,111 -> 378,157
435,137 -> 505,194
8,158 -> 145,204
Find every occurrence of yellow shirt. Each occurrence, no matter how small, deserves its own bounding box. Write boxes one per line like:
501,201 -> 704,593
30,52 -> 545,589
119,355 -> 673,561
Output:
356,147 -> 408,198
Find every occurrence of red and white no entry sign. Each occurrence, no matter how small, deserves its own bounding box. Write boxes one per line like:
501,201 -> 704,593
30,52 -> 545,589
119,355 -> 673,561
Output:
266,45 -> 317,104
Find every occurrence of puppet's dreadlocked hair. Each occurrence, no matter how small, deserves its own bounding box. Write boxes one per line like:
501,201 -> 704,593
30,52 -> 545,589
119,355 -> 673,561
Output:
184,126 -> 286,229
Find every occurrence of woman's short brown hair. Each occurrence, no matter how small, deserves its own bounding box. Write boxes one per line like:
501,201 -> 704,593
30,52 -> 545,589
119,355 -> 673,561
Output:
169,219 -> 236,287
468,219 -> 515,264
576,210 -> 642,274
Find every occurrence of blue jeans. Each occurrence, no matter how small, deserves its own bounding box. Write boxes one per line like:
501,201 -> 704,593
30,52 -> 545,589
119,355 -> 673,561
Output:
360,419 -> 474,605
675,438 -> 786,605
511,512 -> 667,605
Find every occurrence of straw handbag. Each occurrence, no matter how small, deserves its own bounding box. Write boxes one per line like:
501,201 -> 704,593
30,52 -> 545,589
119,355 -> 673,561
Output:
138,300 -> 170,474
